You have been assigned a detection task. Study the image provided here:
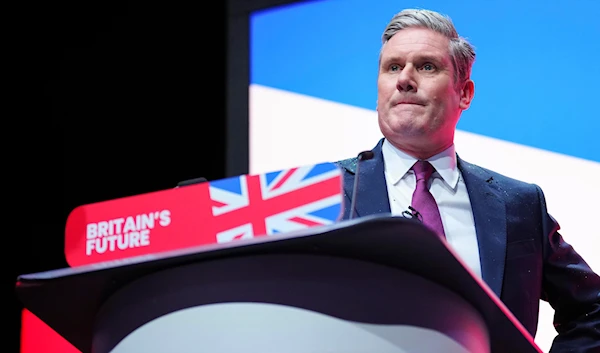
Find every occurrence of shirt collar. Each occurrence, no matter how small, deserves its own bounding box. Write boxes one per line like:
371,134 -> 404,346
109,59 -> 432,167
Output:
381,139 -> 459,189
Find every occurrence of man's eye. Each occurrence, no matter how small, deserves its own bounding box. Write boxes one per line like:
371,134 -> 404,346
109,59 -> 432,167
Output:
422,63 -> 435,71
390,64 -> 401,71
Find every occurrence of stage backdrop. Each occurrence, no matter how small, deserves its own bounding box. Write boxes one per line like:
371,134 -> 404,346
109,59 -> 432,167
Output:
20,1 -> 599,352
248,0 -> 600,352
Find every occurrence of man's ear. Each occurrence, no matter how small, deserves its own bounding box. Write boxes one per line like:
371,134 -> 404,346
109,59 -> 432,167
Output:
459,79 -> 475,110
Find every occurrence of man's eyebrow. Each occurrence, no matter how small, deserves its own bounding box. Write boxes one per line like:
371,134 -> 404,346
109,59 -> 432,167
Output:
416,55 -> 444,64
381,54 -> 445,65
380,55 -> 403,65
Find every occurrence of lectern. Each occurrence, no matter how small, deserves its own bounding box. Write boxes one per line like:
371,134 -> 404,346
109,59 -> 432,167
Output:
16,215 -> 540,353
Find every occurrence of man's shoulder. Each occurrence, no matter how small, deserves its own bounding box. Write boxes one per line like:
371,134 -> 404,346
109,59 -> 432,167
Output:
459,158 -> 540,192
333,138 -> 385,175
334,157 -> 358,174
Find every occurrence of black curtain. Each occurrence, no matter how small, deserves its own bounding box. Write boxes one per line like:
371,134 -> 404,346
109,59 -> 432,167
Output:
13,1 -> 227,351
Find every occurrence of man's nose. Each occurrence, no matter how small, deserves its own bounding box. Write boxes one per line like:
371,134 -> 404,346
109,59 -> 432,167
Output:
396,67 -> 417,92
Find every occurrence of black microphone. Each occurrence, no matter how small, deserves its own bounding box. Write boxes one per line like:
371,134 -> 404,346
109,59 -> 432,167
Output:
176,177 -> 208,188
349,151 -> 375,220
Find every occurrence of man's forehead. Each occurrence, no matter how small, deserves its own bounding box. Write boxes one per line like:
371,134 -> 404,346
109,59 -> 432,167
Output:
381,29 -> 451,61
387,27 -> 449,44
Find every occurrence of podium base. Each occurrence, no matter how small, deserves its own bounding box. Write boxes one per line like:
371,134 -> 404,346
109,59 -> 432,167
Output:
93,254 -> 489,353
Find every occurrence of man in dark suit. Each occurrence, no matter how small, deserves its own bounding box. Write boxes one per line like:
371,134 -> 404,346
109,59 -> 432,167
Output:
336,9 -> 599,353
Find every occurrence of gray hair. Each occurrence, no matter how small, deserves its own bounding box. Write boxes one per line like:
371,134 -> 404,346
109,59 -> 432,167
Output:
381,9 -> 476,86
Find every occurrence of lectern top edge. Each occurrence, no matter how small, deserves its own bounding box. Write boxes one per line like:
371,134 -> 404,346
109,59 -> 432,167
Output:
18,215 -> 392,284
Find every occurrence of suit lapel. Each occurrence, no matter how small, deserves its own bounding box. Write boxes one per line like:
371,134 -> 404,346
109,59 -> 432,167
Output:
342,139 -> 391,218
458,157 -> 507,298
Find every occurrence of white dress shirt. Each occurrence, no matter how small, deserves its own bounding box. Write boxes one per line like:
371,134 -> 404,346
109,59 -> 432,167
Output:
381,139 -> 482,278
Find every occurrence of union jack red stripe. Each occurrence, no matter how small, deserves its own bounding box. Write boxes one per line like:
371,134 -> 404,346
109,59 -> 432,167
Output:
208,162 -> 343,243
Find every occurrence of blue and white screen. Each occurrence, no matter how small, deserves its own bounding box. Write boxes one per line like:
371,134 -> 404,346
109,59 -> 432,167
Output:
249,1 -> 599,350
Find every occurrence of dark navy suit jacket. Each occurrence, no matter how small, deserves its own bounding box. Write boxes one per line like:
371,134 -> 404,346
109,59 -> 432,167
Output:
335,138 -> 600,353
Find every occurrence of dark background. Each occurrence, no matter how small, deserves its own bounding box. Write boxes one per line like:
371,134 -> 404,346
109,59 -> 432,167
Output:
13,1 -> 230,351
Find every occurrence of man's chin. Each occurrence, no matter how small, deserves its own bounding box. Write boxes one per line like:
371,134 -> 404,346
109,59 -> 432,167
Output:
389,121 -> 430,137
379,114 -> 433,137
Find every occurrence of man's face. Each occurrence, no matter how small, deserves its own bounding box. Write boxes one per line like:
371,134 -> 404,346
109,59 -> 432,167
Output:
377,27 -> 473,153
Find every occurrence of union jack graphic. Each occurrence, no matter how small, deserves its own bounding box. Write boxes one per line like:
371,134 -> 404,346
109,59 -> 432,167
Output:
208,162 -> 343,243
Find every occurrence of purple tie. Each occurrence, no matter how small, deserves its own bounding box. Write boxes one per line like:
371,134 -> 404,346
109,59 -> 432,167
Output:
411,160 -> 446,238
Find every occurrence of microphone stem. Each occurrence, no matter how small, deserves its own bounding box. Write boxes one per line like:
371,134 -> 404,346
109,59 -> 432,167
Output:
350,164 -> 361,220
348,151 -> 374,220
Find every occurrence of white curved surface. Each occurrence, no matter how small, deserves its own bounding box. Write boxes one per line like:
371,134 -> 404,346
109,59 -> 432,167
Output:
111,302 -> 487,353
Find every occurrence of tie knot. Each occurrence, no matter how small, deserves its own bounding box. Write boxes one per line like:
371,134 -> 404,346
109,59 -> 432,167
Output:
412,160 -> 434,181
